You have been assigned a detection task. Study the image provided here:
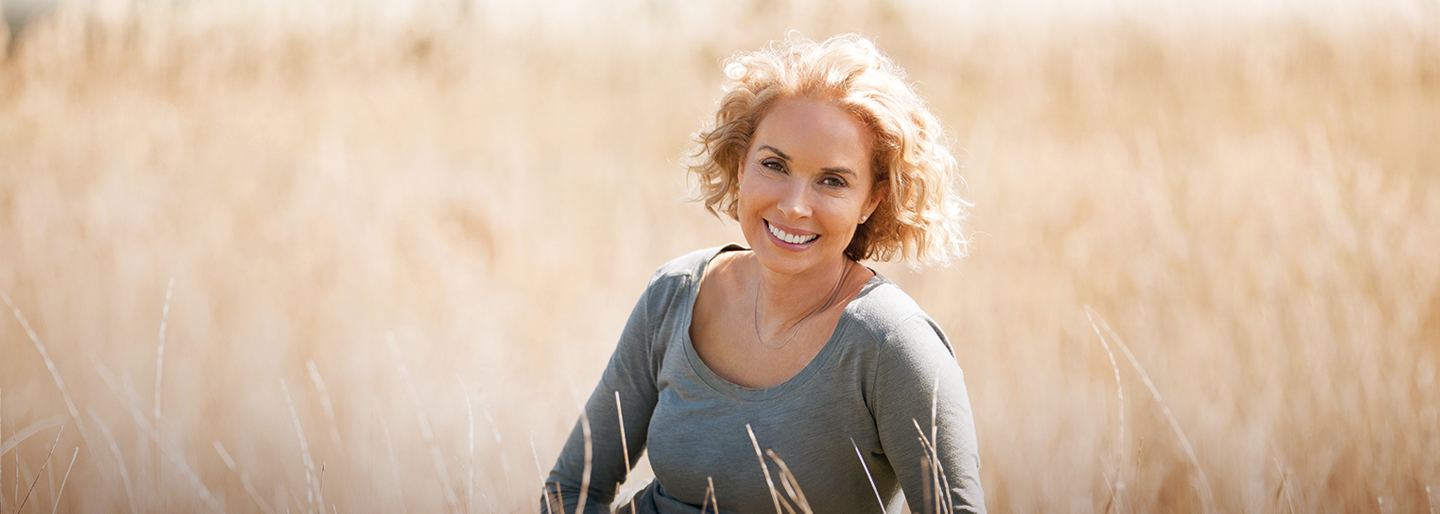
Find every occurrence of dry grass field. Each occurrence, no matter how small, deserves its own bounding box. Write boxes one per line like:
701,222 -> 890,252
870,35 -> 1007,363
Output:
1,0 -> 1438,512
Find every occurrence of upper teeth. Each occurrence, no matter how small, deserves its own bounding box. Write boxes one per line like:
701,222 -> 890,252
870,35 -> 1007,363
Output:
768,222 -> 818,245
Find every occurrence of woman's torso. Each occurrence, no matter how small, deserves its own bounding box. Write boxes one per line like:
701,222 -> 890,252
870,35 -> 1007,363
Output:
634,245 -> 919,513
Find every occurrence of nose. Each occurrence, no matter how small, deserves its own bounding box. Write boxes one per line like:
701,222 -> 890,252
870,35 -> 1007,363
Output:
778,180 -> 812,220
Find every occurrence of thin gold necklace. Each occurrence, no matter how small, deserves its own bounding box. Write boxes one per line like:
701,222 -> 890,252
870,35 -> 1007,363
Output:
753,261 -> 852,350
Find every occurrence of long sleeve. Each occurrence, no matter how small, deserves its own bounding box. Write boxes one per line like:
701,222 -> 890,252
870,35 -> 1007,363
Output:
543,280 -> 666,513
872,313 -> 985,514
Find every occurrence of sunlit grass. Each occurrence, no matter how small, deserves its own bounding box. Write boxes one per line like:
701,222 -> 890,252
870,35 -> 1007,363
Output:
1,0 -> 1437,512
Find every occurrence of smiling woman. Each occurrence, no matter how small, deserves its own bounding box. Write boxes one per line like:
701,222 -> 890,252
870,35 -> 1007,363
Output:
543,34 -> 983,513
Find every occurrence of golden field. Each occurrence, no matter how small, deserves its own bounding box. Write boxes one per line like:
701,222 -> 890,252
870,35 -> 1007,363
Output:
1,0 -> 1437,512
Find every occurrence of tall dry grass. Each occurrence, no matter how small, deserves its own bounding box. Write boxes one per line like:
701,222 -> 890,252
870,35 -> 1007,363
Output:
1,0 -> 1438,512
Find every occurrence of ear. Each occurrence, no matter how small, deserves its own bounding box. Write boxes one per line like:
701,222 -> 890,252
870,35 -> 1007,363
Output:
863,177 -> 887,221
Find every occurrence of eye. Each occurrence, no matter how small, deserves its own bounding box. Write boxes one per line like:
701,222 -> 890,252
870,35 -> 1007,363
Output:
821,176 -> 848,188
761,158 -> 785,172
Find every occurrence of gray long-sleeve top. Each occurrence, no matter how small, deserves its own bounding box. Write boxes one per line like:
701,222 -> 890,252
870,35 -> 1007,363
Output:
544,245 -> 984,513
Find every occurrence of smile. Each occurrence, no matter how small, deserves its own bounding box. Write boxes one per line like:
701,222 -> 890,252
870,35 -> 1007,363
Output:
766,220 -> 818,245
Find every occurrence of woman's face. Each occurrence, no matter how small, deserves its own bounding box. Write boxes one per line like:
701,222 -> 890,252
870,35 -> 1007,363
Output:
737,96 -> 883,278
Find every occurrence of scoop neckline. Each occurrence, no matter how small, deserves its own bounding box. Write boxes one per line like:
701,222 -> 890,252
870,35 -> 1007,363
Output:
678,244 -> 885,402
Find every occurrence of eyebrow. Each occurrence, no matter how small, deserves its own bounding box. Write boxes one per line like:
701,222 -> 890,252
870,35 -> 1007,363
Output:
757,145 -> 858,177
757,145 -> 791,160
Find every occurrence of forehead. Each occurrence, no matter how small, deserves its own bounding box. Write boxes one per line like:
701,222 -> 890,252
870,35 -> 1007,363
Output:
751,97 -> 873,173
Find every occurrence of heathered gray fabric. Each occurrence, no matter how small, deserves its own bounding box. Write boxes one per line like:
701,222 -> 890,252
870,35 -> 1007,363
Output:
544,245 -> 984,513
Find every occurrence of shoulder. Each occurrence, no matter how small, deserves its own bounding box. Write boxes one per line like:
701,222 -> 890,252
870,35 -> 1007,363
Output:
638,244 -> 747,309
843,275 -> 964,422
648,244 -> 745,283
845,275 -> 955,359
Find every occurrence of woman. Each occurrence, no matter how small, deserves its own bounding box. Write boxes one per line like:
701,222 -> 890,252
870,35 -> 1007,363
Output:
544,34 -> 983,513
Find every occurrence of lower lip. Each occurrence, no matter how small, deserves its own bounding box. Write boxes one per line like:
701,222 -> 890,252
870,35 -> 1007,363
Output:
765,221 -> 818,251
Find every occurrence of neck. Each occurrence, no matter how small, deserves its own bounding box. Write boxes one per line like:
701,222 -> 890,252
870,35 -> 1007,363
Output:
755,257 -> 852,327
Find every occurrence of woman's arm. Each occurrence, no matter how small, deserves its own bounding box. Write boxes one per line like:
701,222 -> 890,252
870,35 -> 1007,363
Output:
873,314 -> 985,514
543,283 -> 664,513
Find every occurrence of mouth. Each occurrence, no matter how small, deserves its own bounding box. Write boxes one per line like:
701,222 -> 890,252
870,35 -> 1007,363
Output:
765,220 -> 819,246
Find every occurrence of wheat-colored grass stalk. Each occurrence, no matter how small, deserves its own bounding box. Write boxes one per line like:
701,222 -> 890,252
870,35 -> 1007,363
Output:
573,411 -> 592,514
375,410 -> 407,514
1,292 -> 94,458
851,438 -> 885,512
386,334 -> 458,510
533,432 -> 575,513
700,476 -> 718,514
1085,308 -> 1127,459
306,360 -> 343,451
281,379 -> 322,513
1085,306 -> 1127,512
913,419 -> 953,514
746,424 -> 784,514
153,277 -> 173,493
931,379 -> 953,514
614,392 -> 630,472
478,398 -> 511,491
742,425 -> 814,514
88,410 -> 138,514
15,426 -> 62,514
1086,308 -> 1213,510
319,463 -> 327,512
912,376 -> 955,514
91,359 -> 221,512
465,392 -> 475,513
1101,468 -> 1117,514
51,446 -> 77,514
213,441 -> 277,514
920,457 -> 934,514
548,482 -> 566,513
530,431 -> 546,485
452,376 -> 489,512
13,432 -> 23,513
0,417 -> 64,462
764,449 -> 813,514
614,390 -> 638,514
1272,457 -> 1295,514
45,442 -> 54,513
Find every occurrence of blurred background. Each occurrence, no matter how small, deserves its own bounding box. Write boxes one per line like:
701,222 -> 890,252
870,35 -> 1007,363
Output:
1,0 -> 1437,512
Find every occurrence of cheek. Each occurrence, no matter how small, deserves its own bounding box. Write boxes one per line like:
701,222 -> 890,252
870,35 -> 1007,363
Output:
736,170 -> 771,209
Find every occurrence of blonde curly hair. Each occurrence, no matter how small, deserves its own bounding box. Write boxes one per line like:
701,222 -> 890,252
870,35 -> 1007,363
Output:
688,33 -> 970,266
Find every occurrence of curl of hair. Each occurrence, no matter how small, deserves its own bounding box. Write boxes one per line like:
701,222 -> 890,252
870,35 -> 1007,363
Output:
687,33 -> 970,266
